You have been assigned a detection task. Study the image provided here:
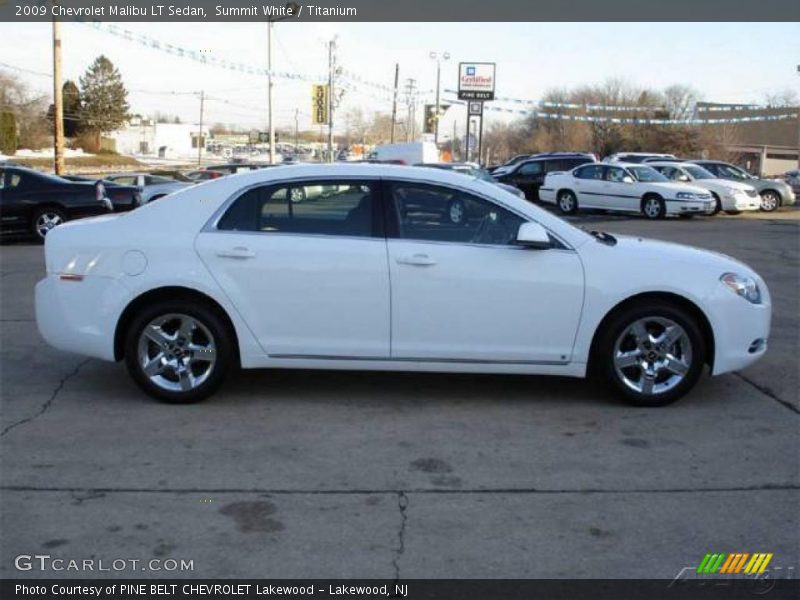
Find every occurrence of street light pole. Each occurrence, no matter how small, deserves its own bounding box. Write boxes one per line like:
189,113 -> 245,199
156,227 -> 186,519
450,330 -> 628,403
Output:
267,21 -> 275,165
429,51 -> 450,145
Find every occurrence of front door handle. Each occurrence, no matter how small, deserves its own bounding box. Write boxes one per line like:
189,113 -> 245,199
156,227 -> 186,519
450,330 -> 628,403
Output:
216,247 -> 256,259
396,253 -> 437,266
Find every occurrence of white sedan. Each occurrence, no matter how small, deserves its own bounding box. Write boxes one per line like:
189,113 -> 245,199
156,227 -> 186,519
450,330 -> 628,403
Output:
35,164 -> 770,406
540,163 -> 715,218
647,162 -> 761,214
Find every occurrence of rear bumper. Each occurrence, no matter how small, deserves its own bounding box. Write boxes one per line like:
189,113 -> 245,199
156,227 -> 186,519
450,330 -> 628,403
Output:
35,274 -> 128,361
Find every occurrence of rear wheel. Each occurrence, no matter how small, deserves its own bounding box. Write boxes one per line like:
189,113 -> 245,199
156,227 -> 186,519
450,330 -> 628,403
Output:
124,301 -> 234,403
595,302 -> 706,406
642,196 -> 665,219
446,198 -> 466,224
557,190 -> 578,214
32,207 -> 66,242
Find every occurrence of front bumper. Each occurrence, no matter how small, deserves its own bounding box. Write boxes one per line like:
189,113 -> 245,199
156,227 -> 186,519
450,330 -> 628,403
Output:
666,199 -> 715,216
706,280 -> 771,376
35,274 -> 129,362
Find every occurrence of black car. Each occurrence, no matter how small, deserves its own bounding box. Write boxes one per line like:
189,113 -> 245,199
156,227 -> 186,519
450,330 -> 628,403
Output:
0,166 -> 119,241
60,175 -> 142,211
492,152 -> 595,201
487,154 -> 532,174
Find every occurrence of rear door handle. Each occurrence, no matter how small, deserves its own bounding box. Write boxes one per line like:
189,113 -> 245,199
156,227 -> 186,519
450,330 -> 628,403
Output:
396,253 -> 437,266
216,247 -> 256,259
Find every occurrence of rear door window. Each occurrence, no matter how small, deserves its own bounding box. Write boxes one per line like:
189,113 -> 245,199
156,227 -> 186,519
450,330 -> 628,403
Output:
217,180 -> 379,238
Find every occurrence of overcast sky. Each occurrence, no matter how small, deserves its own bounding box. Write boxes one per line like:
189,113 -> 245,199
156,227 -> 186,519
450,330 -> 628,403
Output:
1,21 -> 798,135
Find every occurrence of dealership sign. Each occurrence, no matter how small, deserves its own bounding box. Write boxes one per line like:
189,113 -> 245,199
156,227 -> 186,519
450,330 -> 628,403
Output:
458,63 -> 496,101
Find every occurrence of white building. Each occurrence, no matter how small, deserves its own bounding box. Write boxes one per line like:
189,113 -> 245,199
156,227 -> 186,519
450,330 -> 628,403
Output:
109,117 -> 209,159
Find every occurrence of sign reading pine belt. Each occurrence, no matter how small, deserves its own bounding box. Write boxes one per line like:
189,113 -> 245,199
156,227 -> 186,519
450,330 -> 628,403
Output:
458,63 -> 496,101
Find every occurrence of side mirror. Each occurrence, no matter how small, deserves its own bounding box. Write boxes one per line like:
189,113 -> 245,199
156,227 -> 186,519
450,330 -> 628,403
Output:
678,175 -> 690,182
516,222 -> 551,249
622,176 -> 635,184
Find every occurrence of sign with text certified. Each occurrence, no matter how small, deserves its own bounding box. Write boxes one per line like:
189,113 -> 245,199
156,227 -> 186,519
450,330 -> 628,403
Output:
458,62 -> 496,101
312,84 -> 329,125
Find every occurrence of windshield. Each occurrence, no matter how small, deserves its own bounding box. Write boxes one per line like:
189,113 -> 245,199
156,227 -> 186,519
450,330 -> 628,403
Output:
684,165 -> 715,180
628,166 -> 668,182
718,164 -> 752,179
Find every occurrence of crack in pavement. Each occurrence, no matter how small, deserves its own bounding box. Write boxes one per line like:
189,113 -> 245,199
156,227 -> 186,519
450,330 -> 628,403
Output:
391,491 -> 408,583
734,372 -> 800,415
0,359 -> 90,438
1,483 -> 797,495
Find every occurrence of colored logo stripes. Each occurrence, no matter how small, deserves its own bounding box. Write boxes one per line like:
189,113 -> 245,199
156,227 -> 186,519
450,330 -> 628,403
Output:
697,553 -> 773,574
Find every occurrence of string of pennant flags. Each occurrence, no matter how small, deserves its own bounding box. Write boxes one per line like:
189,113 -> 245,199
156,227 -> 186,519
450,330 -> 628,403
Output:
78,21 -> 799,126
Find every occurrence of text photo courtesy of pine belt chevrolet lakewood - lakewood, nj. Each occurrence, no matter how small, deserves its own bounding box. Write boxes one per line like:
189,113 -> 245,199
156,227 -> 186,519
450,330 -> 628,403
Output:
1,2 -> 799,599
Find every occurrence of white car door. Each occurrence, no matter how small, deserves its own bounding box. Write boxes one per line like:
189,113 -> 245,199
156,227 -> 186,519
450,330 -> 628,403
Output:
571,164 -> 606,208
195,179 -> 390,358
385,180 -> 584,363
603,166 -> 640,212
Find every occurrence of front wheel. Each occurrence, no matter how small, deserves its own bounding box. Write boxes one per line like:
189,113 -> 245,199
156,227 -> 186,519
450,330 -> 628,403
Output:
759,191 -> 780,212
642,196 -> 665,220
557,190 -> 578,214
32,207 -> 66,242
124,301 -> 234,403
595,302 -> 706,406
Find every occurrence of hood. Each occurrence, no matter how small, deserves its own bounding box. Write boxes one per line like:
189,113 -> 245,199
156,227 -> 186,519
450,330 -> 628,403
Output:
646,181 -> 710,197
611,234 -> 756,275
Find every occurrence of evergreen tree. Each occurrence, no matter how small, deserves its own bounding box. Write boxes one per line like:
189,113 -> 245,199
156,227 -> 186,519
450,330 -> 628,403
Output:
79,55 -> 129,145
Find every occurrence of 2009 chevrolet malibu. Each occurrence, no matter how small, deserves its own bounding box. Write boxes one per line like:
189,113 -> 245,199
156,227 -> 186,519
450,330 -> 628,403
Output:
35,164 -> 770,406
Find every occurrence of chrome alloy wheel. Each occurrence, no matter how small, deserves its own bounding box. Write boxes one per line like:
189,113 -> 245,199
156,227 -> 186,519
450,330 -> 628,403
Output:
643,198 -> 662,218
759,191 -> 779,212
612,317 -> 692,396
137,313 -> 217,392
449,200 -> 465,224
558,191 -> 575,213
35,212 -> 64,238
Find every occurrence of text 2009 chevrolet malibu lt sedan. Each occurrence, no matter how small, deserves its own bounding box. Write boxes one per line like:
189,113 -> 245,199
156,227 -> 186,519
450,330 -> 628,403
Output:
35,164 -> 770,406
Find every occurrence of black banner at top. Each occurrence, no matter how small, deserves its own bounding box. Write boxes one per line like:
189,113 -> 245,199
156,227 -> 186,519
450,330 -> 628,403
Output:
1,0 -> 799,22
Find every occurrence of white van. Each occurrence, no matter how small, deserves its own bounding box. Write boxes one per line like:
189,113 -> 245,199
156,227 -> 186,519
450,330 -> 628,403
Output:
369,142 -> 440,165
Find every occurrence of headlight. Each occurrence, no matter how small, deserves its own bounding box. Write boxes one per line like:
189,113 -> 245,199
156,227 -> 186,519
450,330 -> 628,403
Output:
720,272 -> 761,304
676,192 -> 695,200
725,187 -> 743,196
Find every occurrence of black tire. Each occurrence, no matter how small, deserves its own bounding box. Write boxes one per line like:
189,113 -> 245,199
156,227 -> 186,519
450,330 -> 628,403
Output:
149,194 -> 166,203
594,301 -> 706,407
446,198 -> 467,224
31,207 -> 67,243
710,193 -> 722,215
641,195 -> 665,220
124,300 -> 234,403
557,190 -> 578,215
759,190 -> 780,212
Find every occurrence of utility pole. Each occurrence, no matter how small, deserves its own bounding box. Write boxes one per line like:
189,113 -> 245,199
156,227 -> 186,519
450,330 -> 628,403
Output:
390,63 -> 399,144
452,120 -> 457,160
267,21 -> 275,164
51,8 -> 65,175
327,38 -> 336,162
294,108 -> 299,155
197,90 -> 204,167
429,51 -> 450,145
404,78 -> 417,142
